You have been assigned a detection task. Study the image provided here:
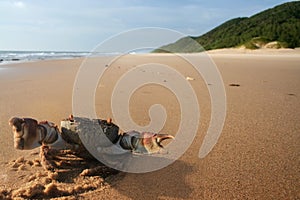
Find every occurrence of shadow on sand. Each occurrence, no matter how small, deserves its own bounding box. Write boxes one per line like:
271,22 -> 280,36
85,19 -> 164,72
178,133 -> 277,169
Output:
110,159 -> 195,200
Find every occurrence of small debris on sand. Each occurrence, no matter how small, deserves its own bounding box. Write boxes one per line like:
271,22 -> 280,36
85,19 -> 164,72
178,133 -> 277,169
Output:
229,83 -> 240,87
186,76 -> 195,81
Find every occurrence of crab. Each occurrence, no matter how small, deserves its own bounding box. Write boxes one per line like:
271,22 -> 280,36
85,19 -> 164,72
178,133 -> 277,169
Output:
8,115 -> 174,177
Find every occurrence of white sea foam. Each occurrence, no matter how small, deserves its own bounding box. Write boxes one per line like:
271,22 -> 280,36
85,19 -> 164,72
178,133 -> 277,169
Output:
0,51 -> 93,65
0,50 -> 146,65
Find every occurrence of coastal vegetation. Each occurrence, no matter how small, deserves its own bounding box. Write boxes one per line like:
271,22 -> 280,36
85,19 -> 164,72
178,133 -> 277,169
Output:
154,1 -> 300,52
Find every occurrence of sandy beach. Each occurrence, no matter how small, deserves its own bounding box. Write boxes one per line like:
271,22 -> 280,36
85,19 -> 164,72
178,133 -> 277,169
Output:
0,50 -> 299,199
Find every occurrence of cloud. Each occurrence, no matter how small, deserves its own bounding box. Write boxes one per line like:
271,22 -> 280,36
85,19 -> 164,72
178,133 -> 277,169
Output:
13,1 -> 25,8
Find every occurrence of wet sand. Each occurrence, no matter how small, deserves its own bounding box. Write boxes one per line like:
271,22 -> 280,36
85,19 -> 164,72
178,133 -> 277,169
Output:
0,51 -> 299,199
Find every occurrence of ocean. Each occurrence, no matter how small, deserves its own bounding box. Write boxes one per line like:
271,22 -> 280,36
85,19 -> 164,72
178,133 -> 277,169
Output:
0,50 -> 103,65
0,50 -> 150,66
0,50 -> 92,64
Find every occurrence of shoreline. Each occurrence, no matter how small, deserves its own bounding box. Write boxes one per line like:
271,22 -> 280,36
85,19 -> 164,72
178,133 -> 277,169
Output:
1,48 -> 299,67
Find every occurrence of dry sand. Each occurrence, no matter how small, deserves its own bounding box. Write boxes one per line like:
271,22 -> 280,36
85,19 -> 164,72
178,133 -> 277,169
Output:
0,50 -> 299,199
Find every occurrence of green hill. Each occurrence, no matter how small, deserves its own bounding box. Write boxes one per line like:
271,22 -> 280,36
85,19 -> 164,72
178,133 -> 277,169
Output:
154,1 -> 300,53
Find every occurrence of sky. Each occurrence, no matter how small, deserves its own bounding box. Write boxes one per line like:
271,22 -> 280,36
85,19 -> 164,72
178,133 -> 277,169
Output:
0,0 -> 294,51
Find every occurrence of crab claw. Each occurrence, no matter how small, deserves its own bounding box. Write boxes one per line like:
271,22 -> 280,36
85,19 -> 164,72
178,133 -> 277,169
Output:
9,117 -> 40,150
119,131 -> 174,154
9,117 -> 67,150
